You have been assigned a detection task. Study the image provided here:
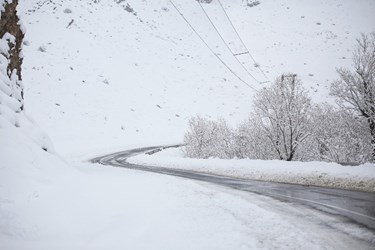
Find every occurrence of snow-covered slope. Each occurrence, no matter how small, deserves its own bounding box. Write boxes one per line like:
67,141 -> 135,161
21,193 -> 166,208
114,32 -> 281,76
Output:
0,22 -> 56,164
18,0 -> 375,157
0,18 -> 71,245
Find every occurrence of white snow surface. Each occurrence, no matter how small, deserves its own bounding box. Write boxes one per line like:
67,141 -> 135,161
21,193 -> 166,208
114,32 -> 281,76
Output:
18,0 -> 375,158
2,153 -> 375,249
2,125 -> 375,249
2,0 -> 375,248
128,147 -> 375,192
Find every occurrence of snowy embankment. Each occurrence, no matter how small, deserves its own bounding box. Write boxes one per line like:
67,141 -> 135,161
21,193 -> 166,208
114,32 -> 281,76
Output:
127,147 -> 375,192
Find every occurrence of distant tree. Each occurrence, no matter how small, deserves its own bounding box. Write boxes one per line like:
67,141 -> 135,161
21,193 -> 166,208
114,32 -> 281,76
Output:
253,74 -> 311,161
183,116 -> 236,159
330,33 -> 375,161
183,116 -> 218,159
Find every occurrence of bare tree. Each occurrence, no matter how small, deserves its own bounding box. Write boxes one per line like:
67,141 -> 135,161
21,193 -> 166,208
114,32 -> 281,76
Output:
302,104 -> 371,163
183,116 -> 236,159
330,33 -> 375,160
233,118 -> 276,160
211,119 -> 236,159
183,116 -> 218,159
253,74 -> 311,161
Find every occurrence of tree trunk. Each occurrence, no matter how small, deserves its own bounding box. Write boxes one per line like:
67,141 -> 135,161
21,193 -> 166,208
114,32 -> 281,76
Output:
369,119 -> 375,161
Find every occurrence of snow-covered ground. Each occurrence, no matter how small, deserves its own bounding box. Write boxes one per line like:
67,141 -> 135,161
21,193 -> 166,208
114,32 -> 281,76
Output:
2,158 -> 375,249
2,0 -> 375,248
1,121 -> 374,249
128,147 -> 375,192
2,109 -> 373,249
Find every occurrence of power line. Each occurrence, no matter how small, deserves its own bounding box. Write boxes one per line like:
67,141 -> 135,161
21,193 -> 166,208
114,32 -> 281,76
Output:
197,0 -> 261,84
168,0 -> 258,91
217,0 -> 269,80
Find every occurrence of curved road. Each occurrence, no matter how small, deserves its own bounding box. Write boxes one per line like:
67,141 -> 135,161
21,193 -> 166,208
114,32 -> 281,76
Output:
91,146 -> 375,232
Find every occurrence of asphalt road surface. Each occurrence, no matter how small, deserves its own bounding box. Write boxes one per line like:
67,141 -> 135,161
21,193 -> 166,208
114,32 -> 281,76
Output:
91,146 -> 375,232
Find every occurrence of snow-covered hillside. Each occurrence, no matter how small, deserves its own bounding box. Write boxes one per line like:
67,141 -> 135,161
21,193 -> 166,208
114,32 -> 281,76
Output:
18,0 -> 375,158
0,2 -> 59,186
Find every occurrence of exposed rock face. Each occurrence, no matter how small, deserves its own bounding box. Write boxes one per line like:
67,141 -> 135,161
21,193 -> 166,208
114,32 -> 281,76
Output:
0,0 -> 25,109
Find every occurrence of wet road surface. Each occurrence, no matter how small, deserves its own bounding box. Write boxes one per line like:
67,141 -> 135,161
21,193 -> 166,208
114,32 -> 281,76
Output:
91,146 -> 375,231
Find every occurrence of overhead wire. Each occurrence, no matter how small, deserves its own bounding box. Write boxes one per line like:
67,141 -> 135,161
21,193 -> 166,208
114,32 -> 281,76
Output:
217,0 -> 269,81
196,0 -> 261,84
168,0 -> 258,91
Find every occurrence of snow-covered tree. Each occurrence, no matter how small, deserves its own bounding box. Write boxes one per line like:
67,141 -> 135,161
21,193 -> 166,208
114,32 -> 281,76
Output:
330,33 -> 375,161
301,104 -> 371,163
253,74 -> 312,161
210,118 -> 236,159
183,117 -> 235,159
233,118 -> 276,160
183,116 -> 218,158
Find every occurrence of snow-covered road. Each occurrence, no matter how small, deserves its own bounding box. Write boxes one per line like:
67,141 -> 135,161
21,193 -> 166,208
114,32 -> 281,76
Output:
2,141 -> 375,249
90,146 -> 375,249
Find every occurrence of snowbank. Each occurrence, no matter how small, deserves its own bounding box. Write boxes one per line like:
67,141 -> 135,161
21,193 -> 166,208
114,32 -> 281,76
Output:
127,147 -> 375,192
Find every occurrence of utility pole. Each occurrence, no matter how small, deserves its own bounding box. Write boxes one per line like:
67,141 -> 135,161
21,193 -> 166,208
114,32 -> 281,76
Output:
281,73 -> 297,84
